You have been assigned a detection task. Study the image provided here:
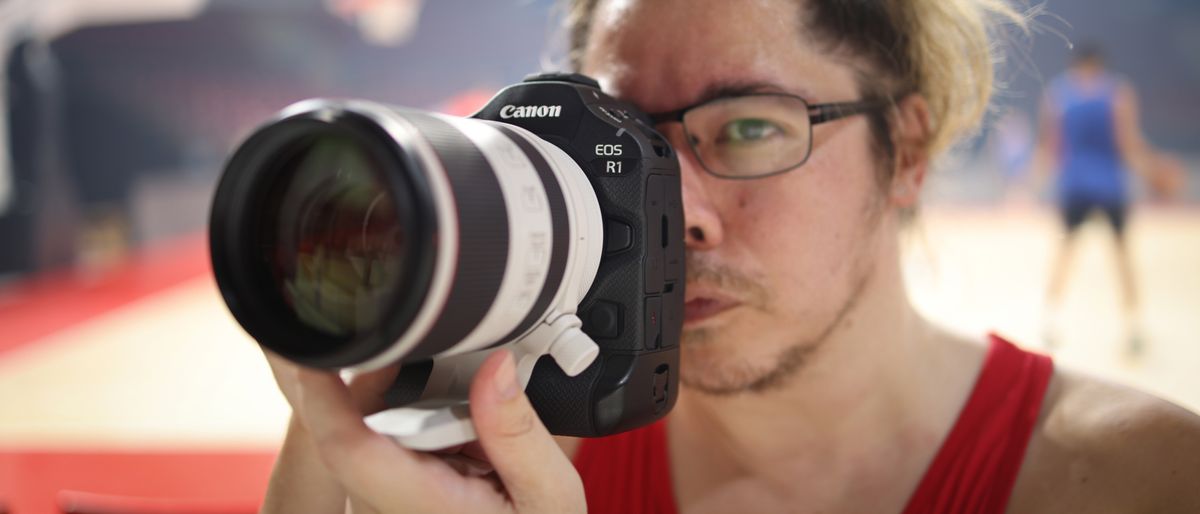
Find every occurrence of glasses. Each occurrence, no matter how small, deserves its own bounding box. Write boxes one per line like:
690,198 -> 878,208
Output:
649,93 -> 885,180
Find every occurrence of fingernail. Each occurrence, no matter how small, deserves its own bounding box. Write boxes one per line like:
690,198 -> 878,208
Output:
494,351 -> 519,401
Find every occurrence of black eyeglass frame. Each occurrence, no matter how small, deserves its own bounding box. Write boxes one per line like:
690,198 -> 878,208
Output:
648,93 -> 887,180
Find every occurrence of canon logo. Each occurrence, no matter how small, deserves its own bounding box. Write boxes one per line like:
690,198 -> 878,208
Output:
499,104 -> 562,119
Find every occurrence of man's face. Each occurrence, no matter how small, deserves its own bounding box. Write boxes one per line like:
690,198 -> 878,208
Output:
581,0 -> 892,395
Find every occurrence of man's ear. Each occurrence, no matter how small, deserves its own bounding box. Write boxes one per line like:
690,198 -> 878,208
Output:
888,94 -> 933,208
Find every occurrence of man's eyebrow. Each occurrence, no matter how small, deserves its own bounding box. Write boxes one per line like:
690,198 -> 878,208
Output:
647,79 -> 808,121
692,80 -> 793,105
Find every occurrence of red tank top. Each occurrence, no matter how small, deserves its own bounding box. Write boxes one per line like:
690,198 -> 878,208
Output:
572,334 -> 1054,514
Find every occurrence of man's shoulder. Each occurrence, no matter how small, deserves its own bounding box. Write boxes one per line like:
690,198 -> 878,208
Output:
1011,369 -> 1200,513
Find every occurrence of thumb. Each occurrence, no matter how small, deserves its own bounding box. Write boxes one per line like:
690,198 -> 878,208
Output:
468,349 -> 585,513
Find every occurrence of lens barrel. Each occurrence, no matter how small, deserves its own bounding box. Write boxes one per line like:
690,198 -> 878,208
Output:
210,100 -> 601,370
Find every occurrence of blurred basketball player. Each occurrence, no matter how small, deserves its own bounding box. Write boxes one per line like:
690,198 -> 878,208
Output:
1034,44 -> 1181,353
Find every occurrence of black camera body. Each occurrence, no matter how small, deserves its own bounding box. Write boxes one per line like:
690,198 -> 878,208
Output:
210,72 -> 683,441
391,72 -> 685,437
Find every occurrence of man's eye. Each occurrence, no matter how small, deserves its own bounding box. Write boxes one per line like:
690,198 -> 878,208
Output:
716,118 -> 782,144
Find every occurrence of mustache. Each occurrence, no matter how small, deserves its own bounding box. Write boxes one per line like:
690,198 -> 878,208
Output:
684,252 -> 769,306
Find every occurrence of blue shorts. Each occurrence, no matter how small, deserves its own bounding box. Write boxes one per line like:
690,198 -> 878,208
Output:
1060,198 -> 1127,237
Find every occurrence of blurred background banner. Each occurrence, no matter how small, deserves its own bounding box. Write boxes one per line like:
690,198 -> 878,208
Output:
0,0 -> 1196,513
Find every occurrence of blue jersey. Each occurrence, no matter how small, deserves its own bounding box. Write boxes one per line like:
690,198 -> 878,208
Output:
1049,72 -> 1129,205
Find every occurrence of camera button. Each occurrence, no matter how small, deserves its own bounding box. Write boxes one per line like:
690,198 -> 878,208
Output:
604,219 -> 633,254
586,301 -> 623,340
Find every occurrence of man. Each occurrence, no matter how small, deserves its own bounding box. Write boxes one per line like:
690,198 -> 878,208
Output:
262,1 -> 1200,513
1035,45 -> 1162,353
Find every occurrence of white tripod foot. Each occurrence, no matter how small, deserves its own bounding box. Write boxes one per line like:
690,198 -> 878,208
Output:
364,313 -> 599,451
364,400 -> 474,451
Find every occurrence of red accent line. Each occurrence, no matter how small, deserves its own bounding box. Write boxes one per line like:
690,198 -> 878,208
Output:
0,233 -> 213,357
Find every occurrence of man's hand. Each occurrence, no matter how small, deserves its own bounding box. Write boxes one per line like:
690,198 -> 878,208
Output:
262,349 -> 586,514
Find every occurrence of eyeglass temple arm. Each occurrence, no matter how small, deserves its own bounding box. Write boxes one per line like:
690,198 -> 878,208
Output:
809,101 -> 885,125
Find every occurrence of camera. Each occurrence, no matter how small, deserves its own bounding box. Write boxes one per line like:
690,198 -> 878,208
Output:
209,72 -> 684,449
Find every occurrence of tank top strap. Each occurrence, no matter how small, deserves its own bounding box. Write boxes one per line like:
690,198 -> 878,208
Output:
575,335 -> 1053,514
901,334 -> 1055,514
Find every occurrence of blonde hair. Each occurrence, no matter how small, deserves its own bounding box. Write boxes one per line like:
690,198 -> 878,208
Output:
564,0 -> 1030,156
890,0 -> 1029,154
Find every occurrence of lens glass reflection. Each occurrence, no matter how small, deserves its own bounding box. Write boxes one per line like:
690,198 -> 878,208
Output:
261,135 -> 405,339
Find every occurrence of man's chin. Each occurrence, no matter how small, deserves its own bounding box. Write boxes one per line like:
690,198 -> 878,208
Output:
676,356 -> 768,397
678,339 -> 824,397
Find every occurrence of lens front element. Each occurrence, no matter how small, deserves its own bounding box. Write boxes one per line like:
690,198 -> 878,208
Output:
261,135 -> 406,340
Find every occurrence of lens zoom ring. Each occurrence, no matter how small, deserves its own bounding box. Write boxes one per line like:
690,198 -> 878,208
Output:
402,112 -> 510,360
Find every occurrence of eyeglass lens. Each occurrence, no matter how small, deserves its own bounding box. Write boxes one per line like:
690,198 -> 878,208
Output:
680,94 -> 813,178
